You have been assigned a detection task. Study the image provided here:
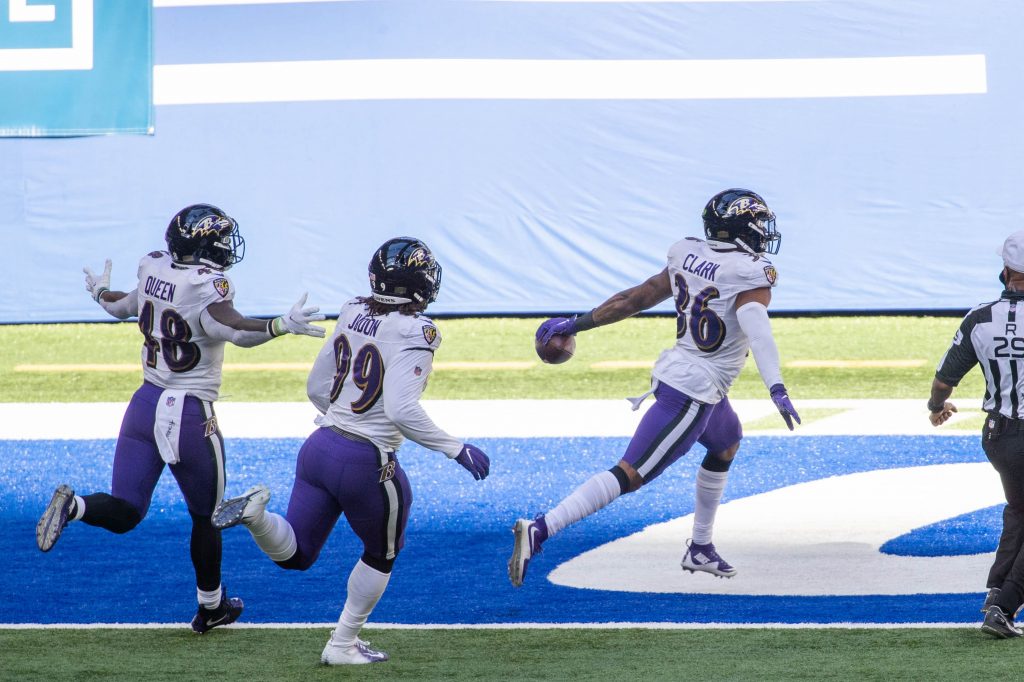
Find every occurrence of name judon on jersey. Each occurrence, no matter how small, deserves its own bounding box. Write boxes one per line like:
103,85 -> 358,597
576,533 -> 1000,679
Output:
652,237 -> 778,404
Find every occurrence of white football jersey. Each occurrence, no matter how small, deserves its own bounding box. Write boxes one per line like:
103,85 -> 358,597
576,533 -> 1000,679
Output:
134,251 -> 235,401
652,237 -> 779,403
308,298 -> 462,457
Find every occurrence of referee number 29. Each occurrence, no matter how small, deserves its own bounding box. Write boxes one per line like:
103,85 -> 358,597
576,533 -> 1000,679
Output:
993,336 -> 1024,358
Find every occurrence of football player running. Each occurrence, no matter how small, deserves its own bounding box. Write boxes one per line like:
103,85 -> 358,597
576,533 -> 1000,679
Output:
508,189 -> 800,587
211,237 -> 490,665
35,204 -> 326,633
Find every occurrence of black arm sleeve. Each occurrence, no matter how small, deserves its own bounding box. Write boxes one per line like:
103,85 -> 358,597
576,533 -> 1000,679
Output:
935,311 -> 982,387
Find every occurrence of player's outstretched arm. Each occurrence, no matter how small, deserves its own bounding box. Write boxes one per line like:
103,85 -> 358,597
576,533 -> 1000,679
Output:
381,346 -> 490,481
927,378 -> 958,427
84,259 -> 138,319
736,287 -> 800,430
537,268 -> 672,344
201,293 -> 325,347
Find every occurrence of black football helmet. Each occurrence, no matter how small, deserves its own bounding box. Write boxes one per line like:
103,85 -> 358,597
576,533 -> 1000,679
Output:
164,204 -> 245,269
368,237 -> 442,305
702,188 -> 780,255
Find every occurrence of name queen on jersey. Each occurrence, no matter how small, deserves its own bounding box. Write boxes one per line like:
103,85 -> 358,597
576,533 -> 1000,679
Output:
137,251 -> 236,401
654,237 -> 778,404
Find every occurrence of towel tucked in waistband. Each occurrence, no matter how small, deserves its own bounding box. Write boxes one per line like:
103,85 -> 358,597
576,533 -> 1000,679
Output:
154,389 -> 187,465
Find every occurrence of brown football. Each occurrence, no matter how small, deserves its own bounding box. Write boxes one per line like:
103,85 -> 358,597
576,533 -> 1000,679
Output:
535,333 -> 576,364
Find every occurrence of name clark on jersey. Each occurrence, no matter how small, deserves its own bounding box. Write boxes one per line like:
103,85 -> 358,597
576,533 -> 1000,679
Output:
347,313 -> 382,337
681,253 -> 721,281
144,276 -> 176,302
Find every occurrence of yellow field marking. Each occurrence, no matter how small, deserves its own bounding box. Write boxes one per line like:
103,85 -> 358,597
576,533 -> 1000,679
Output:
14,361 -> 539,373
785,360 -> 927,369
14,362 -> 312,372
589,360 -> 652,370
433,361 -> 537,370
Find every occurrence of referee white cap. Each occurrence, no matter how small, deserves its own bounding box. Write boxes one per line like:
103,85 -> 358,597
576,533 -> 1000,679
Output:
1001,230 -> 1024,273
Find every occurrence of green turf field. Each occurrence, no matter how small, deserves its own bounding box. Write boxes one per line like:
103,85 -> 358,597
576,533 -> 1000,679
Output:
0,317 -> 1002,681
0,315 -> 982,402
1,627 -> 1018,681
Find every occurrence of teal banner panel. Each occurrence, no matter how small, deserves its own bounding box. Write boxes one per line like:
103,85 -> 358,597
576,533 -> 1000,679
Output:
0,0 -> 151,136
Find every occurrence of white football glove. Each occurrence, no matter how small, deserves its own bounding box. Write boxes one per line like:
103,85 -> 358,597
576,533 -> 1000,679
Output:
274,292 -> 326,338
83,259 -> 112,302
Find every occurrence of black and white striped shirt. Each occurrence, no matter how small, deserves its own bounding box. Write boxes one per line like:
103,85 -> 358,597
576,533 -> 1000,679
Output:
937,292 -> 1024,418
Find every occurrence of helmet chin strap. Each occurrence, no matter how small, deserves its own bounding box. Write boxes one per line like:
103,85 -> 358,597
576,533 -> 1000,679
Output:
733,237 -> 758,255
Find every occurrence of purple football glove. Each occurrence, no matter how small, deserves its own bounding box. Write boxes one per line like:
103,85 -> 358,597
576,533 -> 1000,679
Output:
536,317 -> 578,346
769,383 -> 801,431
455,444 -> 490,480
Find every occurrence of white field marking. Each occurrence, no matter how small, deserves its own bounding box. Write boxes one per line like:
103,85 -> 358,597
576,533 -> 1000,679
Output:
786,360 -> 927,368
551,463 -> 1003,596
0,621 -> 977,629
153,55 -> 987,105
0,399 -> 983,440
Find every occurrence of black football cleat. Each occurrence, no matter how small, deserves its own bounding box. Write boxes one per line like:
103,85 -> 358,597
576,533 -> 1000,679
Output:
981,605 -> 1022,639
191,592 -> 244,634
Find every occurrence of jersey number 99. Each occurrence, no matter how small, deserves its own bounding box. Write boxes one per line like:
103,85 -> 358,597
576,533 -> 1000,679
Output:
328,333 -> 385,414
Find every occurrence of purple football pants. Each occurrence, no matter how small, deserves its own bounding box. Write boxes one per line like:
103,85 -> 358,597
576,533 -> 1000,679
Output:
112,381 -> 225,518
622,382 -> 742,483
280,427 -> 412,569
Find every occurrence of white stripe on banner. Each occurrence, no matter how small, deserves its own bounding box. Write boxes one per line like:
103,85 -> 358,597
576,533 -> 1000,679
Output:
154,55 -> 987,105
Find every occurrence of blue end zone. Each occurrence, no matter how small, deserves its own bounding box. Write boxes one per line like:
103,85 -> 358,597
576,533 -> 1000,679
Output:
1,436 -> 993,624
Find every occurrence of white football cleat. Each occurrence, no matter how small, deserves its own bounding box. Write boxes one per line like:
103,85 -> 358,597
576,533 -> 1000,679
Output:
321,638 -> 389,665
211,485 -> 270,530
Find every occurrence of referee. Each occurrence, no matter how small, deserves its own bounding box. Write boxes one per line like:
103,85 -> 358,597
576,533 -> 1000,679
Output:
928,230 -> 1024,638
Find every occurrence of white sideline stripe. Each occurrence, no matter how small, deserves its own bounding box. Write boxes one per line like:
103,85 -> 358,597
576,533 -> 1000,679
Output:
0,399 -> 985,440
0,621 -> 977,629
153,55 -> 987,105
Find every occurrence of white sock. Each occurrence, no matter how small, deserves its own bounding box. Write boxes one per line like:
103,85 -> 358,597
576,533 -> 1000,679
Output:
197,585 -> 222,609
692,466 -> 729,545
543,470 -> 622,537
247,510 -> 298,562
71,495 -> 86,521
330,560 -> 391,647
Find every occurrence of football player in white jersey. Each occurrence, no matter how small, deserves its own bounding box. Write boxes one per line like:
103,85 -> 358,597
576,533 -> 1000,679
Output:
211,237 -> 490,665
508,188 -> 800,587
35,204 -> 326,633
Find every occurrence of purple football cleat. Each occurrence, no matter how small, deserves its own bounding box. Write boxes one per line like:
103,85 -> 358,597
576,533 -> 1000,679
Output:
508,515 -> 548,588
681,539 -> 737,578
